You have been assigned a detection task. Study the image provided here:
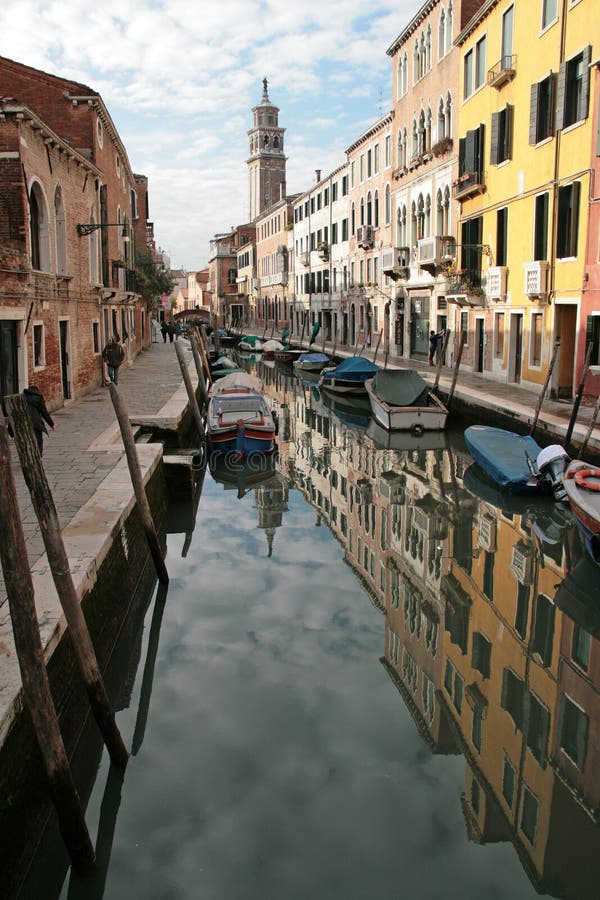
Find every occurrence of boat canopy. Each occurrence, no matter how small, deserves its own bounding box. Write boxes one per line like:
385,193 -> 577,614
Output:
298,352 -> 330,364
211,372 -> 264,395
371,370 -> 429,407
240,334 -> 262,346
327,357 -> 379,377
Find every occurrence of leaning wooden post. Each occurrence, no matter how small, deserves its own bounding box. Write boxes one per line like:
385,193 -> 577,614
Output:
372,329 -> 383,364
530,338 -> 560,436
446,330 -> 467,410
433,330 -> 451,391
5,395 -> 130,768
0,419 -> 95,870
211,316 -> 221,355
565,341 -> 594,452
175,341 -> 206,441
189,332 -> 210,412
107,386 -> 169,586
578,391 -> 600,459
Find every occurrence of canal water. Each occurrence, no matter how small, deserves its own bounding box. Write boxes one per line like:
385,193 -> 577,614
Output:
19,361 -> 600,899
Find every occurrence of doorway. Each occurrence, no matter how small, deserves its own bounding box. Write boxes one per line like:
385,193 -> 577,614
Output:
59,319 -> 71,400
0,320 -> 19,399
554,303 -> 576,399
475,318 -> 485,372
509,313 -> 523,383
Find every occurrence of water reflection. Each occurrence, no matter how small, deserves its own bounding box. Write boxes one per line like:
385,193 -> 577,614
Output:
258,360 -> 600,900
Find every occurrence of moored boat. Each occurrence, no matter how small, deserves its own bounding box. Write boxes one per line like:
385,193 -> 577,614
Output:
206,372 -> 277,456
318,356 -> 380,396
365,369 -> 448,434
464,425 -> 568,501
238,334 -> 263,352
293,351 -> 331,373
274,346 -> 305,365
261,339 -> 284,359
563,459 -> 600,564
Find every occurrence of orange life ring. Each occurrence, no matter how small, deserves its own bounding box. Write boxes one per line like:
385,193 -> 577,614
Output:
573,468 -> 600,492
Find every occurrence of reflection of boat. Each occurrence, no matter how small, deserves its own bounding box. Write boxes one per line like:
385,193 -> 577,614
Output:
207,373 -> 276,455
563,460 -> 600,565
319,356 -> 380,396
320,390 -> 371,430
366,417 -> 448,451
261,339 -> 284,359
464,425 -> 568,500
554,552 -> 600,634
274,347 -> 305,365
365,369 -> 448,434
293,351 -> 331,373
209,451 -> 278,498
217,329 -> 239,347
238,334 -> 263,352
211,356 -> 243,379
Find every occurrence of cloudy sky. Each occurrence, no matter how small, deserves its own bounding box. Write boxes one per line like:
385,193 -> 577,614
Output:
0,0 -> 422,271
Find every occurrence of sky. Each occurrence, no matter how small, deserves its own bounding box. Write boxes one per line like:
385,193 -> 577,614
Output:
0,0 -> 422,271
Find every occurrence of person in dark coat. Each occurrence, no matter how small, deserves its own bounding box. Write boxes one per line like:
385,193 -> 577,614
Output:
102,335 -> 125,384
167,322 -> 175,343
428,329 -> 444,366
160,321 -> 168,343
24,385 -> 55,456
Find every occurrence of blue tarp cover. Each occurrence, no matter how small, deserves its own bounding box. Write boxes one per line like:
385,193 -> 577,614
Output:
298,352 -> 330,364
465,425 -> 542,492
323,357 -> 379,380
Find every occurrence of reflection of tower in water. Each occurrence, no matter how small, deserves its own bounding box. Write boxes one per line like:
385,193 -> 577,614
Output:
254,474 -> 289,557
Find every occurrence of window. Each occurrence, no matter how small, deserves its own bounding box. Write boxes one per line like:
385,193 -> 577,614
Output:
521,787 -> 539,846
531,593 -> 555,666
490,105 -> 513,164
385,135 -> 391,167
54,186 -> 67,275
385,186 -> 391,225
460,311 -> 469,345
556,182 -> 580,258
496,207 -> 508,266
501,5 -> 514,66
495,312 -> 505,358
530,313 -> 543,367
501,668 -> 524,729
534,193 -> 549,260
530,74 -> 555,144
92,321 -> 100,354
332,182 -> 338,202
458,124 -> 485,183
542,0 -> 558,29
29,182 -> 50,272
527,693 -> 550,765
374,144 -> 379,174
585,314 -> 600,366
558,46 -> 591,129
502,755 -> 515,807
472,706 -> 483,752
475,36 -> 486,90
559,694 -> 589,769
33,323 -> 45,368
472,632 -> 491,678
515,582 -> 530,638
463,49 -> 473,99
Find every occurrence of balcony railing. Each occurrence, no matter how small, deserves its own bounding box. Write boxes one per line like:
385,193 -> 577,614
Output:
487,55 -> 516,88
452,169 -> 485,200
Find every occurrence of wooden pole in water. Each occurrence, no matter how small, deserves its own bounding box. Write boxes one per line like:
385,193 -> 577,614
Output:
5,395 -> 130,768
107,386 -> 169,586
189,331 -> 210,411
211,316 -> 220,355
578,392 -> 600,460
193,327 -> 213,386
530,338 -> 560,436
433,330 -> 451,392
175,341 -> 206,441
372,329 -> 383,363
565,341 -> 594,452
299,315 -> 307,348
446,330 -> 467,410
0,419 -> 95,870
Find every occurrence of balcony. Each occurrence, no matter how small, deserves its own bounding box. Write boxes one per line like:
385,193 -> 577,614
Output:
381,246 -> 411,279
446,268 -> 485,306
486,266 -> 508,301
523,260 -> 549,298
299,251 -> 310,266
418,236 -> 456,269
356,225 -> 374,248
452,169 -> 485,200
431,136 -> 453,157
487,55 -> 516,89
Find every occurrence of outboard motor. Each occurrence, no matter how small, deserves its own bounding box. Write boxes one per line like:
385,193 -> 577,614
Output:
536,445 -> 569,502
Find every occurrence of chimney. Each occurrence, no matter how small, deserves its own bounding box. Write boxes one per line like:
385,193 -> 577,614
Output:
315,169 -> 321,183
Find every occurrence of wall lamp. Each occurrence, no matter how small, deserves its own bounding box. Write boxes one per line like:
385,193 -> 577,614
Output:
441,237 -> 491,257
77,217 -> 130,239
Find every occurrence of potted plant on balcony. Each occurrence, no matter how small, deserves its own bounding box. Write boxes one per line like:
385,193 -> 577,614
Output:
317,241 -> 329,259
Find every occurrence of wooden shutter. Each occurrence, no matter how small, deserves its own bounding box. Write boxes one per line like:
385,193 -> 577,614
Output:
458,135 -> 466,175
555,60 -> 566,131
490,111 -> 500,164
529,82 -> 539,144
570,180 -> 581,256
579,44 -> 592,122
465,129 -> 476,173
476,122 -> 485,175
506,104 -> 514,160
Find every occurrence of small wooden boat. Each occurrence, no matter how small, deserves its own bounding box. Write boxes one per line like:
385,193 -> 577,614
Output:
464,425 -> 568,501
261,339 -> 284,359
319,356 -> 380,396
238,334 -> 263,352
211,355 -> 243,380
293,351 -> 331,373
274,347 -> 305,365
207,372 -> 277,456
365,369 -> 448,434
217,329 -> 240,347
563,459 -> 600,564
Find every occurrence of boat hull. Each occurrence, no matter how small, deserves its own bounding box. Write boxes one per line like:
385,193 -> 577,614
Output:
365,378 -> 447,432
564,461 -> 600,564
464,425 -> 542,494
207,375 -> 276,456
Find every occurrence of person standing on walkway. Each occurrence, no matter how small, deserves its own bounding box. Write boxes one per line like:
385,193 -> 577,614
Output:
160,321 -> 168,343
167,322 -> 175,343
24,385 -> 55,456
428,329 -> 444,366
102,335 -> 125,384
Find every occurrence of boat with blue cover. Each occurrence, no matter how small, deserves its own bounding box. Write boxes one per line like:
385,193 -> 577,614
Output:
293,351 -> 331,373
464,425 -> 568,500
318,356 -> 380,396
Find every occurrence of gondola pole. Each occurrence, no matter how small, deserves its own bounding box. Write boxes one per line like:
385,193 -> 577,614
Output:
446,330 -> 467,410
372,329 -> 383,364
530,338 -> 560,436
565,341 -> 594,452
175,341 -> 206,441
433,330 -> 450,392
578,392 -> 600,460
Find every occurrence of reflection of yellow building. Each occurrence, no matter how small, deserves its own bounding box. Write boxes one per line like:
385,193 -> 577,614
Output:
454,1 -> 596,396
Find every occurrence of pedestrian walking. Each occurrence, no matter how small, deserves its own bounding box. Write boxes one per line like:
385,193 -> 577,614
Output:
102,335 -> 125,384
167,322 -> 175,343
428,329 -> 444,366
160,321 -> 168,343
23,385 -> 55,456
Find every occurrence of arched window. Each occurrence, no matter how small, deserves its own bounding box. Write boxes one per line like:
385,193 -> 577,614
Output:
439,9 -> 446,59
426,107 -> 432,153
367,192 -> 372,226
413,41 -> 420,82
360,197 -> 365,226
418,110 -> 426,154
397,204 -> 407,247
385,185 -> 391,225
273,135 -> 279,148
402,127 -> 407,167
445,92 -> 452,137
351,202 -> 356,235
29,181 -> 50,272
447,1 -> 453,50
397,58 -> 403,100
412,119 -> 418,158
417,195 -> 425,240
438,98 -> 446,140
374,190 -> 379,227
54,185 -> 67,275
444,186 -> 451,235
436,189 -> 445,235
425,194 -> 431,237
411,201 -> 418,247
426,26 -> 432,72
88,210 -> 100,284
402,53 -> 408,94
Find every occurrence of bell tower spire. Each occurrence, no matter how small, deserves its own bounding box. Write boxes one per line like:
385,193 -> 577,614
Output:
247,79 -> 287,222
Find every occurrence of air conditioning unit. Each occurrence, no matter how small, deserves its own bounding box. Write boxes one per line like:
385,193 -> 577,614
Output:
478,515 -> 497,552
523,260 -> 549,298
355,477 -> 372,503
418,236 -> 457,267
357,225 -> 374,248
510,543 -> 534,585
378,471 -> 406,503
487,266 -> 508,300
300,251 -> 310,266
381,247 -> 410,277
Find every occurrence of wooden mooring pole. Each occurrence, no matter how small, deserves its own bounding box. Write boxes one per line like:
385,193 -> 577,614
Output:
530,338 -> 560,437
189,330 -> 210,412
175,341 -> 206,441
0,419 -> 95,869
565,341 -> 594,453
107,386 -> 169,586
578,392 -> 600,460
433,330 -> 451,392
446,330 -> 467,410
5,395 -> 131,769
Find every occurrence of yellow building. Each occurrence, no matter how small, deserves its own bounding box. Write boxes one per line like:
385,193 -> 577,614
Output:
454,0 -> 596,394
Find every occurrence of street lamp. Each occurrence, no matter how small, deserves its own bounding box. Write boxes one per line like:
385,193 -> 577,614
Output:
76,216 -> 130,239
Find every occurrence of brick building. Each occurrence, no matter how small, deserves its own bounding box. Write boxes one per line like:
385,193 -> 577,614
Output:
0,55 -> 151,408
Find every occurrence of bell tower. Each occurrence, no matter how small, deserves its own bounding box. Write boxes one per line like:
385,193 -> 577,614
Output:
247,78 -> 287,222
